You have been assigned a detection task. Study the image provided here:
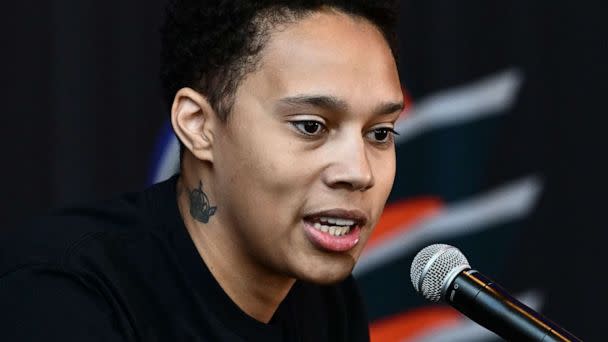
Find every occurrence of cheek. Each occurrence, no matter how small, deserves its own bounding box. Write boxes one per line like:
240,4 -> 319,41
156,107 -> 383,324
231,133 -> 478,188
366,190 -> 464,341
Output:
373,147 -> 396,188
369,152 -> 396,217
379,154 -> 396,191
218,136 -> 318,226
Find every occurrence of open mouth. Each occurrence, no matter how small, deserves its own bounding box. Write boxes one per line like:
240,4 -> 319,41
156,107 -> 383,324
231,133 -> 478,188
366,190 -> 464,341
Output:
302,209 -> 368,252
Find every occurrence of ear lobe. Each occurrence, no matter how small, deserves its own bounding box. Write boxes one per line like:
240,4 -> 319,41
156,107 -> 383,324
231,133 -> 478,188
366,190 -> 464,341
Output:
171,87 -> 217,162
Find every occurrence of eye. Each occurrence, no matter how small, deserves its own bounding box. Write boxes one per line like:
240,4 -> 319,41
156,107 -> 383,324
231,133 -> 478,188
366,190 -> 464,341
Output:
291,120 -> 327,136
366,127 -> 399,144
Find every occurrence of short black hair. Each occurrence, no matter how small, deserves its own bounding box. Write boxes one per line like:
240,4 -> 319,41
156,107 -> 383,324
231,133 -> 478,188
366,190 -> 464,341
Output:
160,0 -> 399,119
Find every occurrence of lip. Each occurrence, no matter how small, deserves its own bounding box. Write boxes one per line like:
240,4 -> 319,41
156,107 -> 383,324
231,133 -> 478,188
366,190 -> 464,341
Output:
303,208 -> 368,227
301,208 -> 369,253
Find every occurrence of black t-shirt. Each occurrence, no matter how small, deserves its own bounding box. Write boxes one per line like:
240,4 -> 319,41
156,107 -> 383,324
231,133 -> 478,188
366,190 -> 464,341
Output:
0,176 -> 370,341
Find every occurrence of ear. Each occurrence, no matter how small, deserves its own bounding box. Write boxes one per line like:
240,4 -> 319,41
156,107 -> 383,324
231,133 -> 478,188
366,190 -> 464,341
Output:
171,87 -> 218,163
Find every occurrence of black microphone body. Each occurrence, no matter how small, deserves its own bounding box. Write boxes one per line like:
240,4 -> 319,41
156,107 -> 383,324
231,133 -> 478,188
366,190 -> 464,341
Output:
446,269 -> 581,342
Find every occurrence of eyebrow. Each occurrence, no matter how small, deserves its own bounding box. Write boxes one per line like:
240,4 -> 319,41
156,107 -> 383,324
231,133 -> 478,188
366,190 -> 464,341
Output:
279,95 -> 404,116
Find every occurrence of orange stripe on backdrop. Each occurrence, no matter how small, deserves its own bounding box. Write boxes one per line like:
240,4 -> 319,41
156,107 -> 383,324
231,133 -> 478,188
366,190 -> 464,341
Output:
370,306 -> 461,342
400,87 -> 413,119
366,197 -> 443,251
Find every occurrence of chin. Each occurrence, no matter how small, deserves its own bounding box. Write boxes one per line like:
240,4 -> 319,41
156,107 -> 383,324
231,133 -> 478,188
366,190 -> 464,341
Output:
292,255 -> 357,285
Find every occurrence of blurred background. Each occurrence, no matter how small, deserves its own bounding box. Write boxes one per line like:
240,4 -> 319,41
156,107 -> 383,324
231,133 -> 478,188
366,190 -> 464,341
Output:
1,1 -> 606,341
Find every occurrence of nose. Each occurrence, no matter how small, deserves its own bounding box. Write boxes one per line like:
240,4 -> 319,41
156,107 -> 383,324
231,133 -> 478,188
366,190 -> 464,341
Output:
323,137 -> 375,192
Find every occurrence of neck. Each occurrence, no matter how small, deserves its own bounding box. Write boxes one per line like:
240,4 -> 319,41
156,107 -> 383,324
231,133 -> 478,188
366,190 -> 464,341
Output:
176,172 -> 295,323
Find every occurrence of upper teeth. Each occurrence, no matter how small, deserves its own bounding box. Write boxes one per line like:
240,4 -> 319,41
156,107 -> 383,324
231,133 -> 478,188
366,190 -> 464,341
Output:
313,222 -> 351,236
319,217 -> 355,226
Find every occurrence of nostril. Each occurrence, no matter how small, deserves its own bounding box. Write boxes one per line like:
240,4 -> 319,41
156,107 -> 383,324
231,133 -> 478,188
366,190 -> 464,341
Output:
321,152 -> 375,191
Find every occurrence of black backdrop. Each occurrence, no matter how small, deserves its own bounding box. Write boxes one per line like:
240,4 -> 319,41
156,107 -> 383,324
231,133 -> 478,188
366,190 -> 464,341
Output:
2,1 -> 606,340
394,1 -> 606,340
2,1 -> 167,224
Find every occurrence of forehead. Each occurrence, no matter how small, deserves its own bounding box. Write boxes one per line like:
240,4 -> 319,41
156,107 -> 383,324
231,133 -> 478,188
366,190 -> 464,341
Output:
236,11 -> 402,112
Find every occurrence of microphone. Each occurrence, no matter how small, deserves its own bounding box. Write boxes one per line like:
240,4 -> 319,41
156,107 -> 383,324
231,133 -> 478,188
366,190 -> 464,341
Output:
410,244 -> 582,342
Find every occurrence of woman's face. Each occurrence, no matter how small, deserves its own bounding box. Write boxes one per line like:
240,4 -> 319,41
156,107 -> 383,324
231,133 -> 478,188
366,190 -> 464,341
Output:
211,11 -> 403,284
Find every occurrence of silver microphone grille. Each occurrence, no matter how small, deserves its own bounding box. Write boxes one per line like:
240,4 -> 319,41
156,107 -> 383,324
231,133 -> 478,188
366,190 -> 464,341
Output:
410,244 -> 470,302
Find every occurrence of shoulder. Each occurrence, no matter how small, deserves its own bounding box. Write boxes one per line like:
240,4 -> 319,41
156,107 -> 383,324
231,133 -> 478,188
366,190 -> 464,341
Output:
0,264 -> 132,341
0,179 -> 174,278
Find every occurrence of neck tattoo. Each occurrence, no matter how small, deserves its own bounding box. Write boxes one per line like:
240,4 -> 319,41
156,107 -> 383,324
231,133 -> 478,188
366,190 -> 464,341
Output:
188,180 -> 217,223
